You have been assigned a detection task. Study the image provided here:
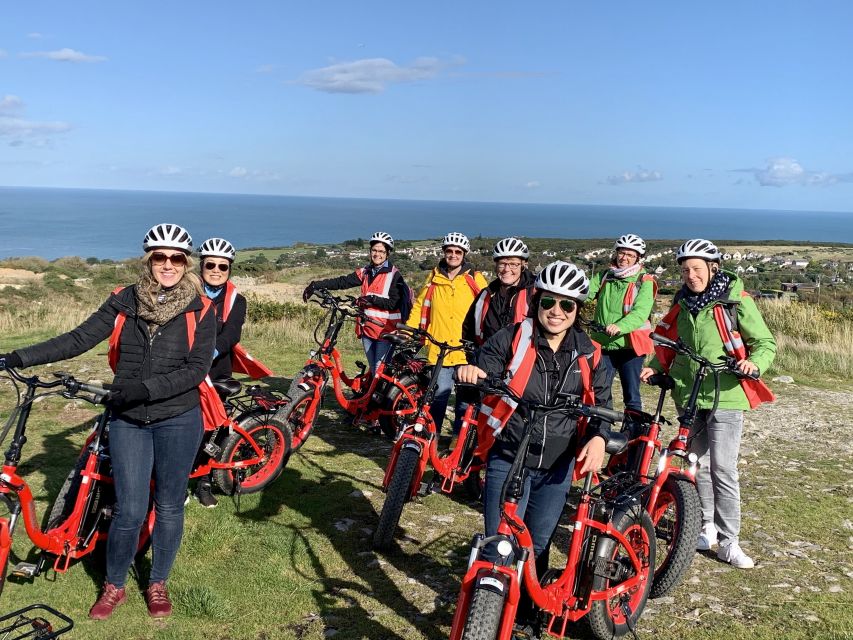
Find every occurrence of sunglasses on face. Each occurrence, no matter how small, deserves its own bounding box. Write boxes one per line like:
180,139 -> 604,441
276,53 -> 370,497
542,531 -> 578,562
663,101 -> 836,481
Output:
445,249 -> 464,256
204,262 -> 230,272
151,252 -> 188,267
539,296 -> 576,313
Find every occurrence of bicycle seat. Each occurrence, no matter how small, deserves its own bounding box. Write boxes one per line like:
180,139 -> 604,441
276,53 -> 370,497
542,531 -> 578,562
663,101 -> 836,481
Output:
604,431 -> 630,456
213,377 -> 242,398
384,333 -> 411,347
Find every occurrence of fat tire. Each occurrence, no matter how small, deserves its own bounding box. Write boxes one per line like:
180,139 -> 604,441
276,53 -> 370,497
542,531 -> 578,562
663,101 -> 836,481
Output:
46,452 -> 89,530
277,387 -> 319,451
650,477 -> 701,598
587,506 -> 655,640
460,585 -> 504,640
214,418 -> 292,495
373,447 -> 419,550
377,374 -> 421,439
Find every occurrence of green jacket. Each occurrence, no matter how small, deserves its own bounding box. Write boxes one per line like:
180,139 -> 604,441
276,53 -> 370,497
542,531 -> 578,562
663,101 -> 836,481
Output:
648,272 -> 777,410
588,268 -> 656,351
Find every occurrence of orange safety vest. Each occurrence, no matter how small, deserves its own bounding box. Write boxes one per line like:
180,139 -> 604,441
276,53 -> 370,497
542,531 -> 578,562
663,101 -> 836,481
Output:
474,318 -> 600,457
653,297 -> 775,409
471,286 -> 531,346
354,266 -> 402,340
107,287 -> 228,430
598,272 -> 658,356
221,281 -> 273,378
419,271 -> 482,331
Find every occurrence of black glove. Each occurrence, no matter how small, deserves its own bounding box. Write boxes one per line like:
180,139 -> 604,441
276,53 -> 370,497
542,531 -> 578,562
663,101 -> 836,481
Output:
302,281 -> 316,303
0,352 -> 23,370
103,381 -> 150,408
356,296 -> 373,309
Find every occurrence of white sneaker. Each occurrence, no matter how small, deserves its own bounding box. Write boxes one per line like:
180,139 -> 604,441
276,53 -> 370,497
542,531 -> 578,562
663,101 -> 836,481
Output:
717,542 -> 754,569
696,522 -> 717,551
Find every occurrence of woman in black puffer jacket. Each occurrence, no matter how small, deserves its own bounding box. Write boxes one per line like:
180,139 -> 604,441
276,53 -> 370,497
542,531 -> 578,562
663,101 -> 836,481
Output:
1,223 -> 215,621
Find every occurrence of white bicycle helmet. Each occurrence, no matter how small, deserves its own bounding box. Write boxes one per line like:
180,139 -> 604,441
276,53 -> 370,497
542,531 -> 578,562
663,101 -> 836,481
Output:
493,237 -> 529,260
614,233 -> 646,257
199,237 -> 236,261
143,223 -> 193,253
442,232 -> 470,253
535,261 -> 590,301
369,231 -> 394,251
676,238 -> 722,263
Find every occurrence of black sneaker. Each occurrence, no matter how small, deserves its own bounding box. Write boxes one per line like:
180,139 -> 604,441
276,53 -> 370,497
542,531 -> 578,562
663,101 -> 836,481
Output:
194,481 -> 218,508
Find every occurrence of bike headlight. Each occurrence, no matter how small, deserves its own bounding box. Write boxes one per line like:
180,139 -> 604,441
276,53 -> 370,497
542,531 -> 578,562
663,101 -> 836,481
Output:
496,540 -> 513,558
414,422 -> 424,433
688,452 -> 698,464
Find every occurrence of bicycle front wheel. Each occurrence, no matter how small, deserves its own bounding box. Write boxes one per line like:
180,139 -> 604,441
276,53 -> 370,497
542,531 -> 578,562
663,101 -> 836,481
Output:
214,418 -> 292,495
373,447 -> 420,551
460,583 -> 505,640
650,476 -> 701,598
587,506 -> 655,640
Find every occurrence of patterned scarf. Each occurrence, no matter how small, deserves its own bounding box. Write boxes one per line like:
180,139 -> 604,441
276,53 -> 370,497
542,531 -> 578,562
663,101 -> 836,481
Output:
681,270 -> 732,316
609,263 -> 642,280
135,271 -> 198,335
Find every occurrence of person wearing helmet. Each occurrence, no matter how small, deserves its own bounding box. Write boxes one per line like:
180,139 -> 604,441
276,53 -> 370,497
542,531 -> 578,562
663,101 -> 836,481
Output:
456,261 -> 610,633
302,232 -> 407,372
641,239 -> 776,570
193,237 -> 273,507
587,233 -> 657,413
462,237 -> 536,348
0,224 -> 215,620
406,232 -> 488,437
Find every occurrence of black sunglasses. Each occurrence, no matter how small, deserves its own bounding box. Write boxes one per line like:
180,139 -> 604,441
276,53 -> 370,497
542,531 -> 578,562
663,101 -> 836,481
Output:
151,252 -> 188,267
539,296 -> 576,313
204,262 -> 230,272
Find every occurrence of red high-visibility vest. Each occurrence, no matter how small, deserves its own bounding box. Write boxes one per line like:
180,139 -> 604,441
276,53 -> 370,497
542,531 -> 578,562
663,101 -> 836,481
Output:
221,281 -> 273,378
653,296 -> 775,409
354,266 -> 402,340
471,286 -> 531,346
597,272 -> 658,356
108,287 -> 228,430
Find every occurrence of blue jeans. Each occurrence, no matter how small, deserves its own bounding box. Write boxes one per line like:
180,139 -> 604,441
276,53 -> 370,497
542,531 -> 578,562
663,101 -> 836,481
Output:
107,406 -> 204,587
482,452 -> 575,563
602,349 -> 645,411
361,337 -> 394,373
428,365 -> 463,436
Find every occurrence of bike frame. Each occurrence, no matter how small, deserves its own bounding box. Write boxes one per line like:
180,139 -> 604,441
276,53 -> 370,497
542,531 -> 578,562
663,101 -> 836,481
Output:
296,291 -> 422,427
380,331 -> 481,499
450,397 -> 644,640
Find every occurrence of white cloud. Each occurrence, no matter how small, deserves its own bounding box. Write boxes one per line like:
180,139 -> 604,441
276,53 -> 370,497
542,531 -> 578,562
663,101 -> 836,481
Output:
21,48 -> 107,63
158,165 -> 183,175
0,95 -> 23,113
255,64 -> 276,74
0,95 -> 72,143
736,157 -> 853,187
524,180 -> 541,189
605,168 -> 663,185
0,49 -> 7,58
27,32 -> 45,39
298,56 -> 461,94
229,166 -> 248,178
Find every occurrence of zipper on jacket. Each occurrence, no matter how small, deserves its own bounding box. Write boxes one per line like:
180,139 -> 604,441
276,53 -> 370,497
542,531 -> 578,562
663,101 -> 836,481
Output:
535,352 -> 552,469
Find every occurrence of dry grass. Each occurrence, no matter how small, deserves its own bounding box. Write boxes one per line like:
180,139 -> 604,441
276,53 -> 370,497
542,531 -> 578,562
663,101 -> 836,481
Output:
757,299 -> 853,380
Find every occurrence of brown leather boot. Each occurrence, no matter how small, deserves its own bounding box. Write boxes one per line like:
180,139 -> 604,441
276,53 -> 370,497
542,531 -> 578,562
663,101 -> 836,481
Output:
88,583 -> 127,620
145,581 -> 173,618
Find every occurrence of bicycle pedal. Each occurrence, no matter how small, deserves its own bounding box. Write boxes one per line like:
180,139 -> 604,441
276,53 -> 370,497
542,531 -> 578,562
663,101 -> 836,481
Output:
203,442 -> 222,457
591,557 -> 622,581
11,561 -> 39,578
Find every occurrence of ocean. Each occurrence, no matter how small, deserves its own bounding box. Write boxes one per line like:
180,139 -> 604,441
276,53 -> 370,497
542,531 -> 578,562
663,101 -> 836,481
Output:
1,186 -> 851,260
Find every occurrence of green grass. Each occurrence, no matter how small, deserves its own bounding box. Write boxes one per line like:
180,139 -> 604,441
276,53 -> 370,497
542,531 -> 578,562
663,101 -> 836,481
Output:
1,277 -> 852,638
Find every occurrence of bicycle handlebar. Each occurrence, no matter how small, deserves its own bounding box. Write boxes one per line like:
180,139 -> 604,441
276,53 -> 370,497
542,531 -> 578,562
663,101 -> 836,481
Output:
394,323 -> 472,354
2,367 -> 108,403
650,332 -> 760,380
456,377 -> 622,424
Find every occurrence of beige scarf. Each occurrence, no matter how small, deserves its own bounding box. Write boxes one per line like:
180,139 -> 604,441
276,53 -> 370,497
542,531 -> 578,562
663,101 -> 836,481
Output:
135,271 -> 198,335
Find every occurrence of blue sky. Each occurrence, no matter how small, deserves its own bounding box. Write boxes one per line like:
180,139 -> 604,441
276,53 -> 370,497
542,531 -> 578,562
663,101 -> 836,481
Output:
1,1 -> 852,212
